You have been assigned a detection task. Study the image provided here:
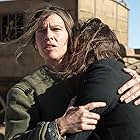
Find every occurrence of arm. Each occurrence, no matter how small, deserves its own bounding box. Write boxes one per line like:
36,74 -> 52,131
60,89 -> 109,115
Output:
5,84 -> 64,140
5,64 -> 67,140
5,77 -> 105,140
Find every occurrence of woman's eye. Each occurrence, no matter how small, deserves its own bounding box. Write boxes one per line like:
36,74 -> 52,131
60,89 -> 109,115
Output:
52,27 -> 61,31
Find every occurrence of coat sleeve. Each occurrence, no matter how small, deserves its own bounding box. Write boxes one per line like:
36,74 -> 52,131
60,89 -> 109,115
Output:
5,84 -> 65,140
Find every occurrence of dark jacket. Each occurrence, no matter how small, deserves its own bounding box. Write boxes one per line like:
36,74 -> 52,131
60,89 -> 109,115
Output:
5,66 -> 78,140
67,59 -> 140,140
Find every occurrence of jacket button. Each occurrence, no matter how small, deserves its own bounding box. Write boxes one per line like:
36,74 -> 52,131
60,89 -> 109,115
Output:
24,88 -> 32,95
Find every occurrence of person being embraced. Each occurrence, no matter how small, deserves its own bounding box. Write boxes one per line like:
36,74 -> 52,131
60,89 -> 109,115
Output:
65,18 -> 140,140
3,2 -> 140,140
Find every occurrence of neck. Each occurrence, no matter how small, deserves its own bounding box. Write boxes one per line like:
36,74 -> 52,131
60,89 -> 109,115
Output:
45,59 -> 64,72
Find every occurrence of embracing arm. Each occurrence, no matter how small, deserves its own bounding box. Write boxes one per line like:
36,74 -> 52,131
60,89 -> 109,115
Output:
5,65 -> 70,140
5,85 -> 65,140
5,82 -> 105,140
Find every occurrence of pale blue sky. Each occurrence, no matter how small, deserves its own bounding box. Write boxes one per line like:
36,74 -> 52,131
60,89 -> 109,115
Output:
125,0 -> 140,48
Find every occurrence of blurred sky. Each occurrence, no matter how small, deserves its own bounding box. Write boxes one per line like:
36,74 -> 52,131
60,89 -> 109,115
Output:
125,0 -> 140,48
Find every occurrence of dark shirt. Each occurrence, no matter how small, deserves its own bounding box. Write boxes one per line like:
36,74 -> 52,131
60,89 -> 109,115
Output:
67,59 -> 140,140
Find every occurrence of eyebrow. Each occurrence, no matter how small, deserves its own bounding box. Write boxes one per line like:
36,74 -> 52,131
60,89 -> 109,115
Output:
50,24 -> 63,28
41,22 -> 64,29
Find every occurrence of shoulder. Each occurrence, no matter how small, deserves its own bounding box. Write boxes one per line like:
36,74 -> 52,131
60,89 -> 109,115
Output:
87,59 -> 131,83
83,59 -> 123,81
23,66 -> 56,92
7,66 -> 57,102
84,59 -> 130,82
87,59 -> 124,72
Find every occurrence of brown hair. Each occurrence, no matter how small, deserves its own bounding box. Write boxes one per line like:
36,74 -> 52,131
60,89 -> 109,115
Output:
64,18 -> 122,77
0,3 -> 74,61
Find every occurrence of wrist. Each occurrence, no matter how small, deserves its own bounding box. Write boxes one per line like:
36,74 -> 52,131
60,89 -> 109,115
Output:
56,117 -> 67,136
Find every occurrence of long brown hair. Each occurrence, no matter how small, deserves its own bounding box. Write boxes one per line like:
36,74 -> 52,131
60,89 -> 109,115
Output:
64,18 -> 122,77
0,3 -> 74,62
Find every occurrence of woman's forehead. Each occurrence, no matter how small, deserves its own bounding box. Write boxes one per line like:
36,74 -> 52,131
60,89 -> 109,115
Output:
42,14 -> 65,26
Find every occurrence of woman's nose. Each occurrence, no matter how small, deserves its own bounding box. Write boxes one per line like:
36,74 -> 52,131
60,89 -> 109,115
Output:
45,28 -> 54,40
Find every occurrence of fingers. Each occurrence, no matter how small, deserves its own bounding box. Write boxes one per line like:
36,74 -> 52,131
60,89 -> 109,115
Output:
119,67 -> 139,94
73,112 -> 100,132
123,67 -> 138,77
84,111 -> 100,120
73,123 -> 96,132
82,102 -> 106,111
118,68 -> 140,104
85,118 -> 98,125
62,102 -> 105,134
78,112 -> 99,125
120,83 -> 140,103
78,119 -> 97,131
120,86 -> 140,105
78,124 -> 96,131
134,98 -> 140,105
118,75 -> 140,95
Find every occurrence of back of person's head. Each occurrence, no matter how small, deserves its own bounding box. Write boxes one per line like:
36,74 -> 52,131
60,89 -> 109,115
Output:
65,18 -> 122,77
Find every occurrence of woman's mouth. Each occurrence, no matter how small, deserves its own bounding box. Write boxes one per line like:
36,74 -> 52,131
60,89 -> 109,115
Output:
47,43 -> 56,47
43,43 -> 56,49
47,44 -> 55,48
43,44 -> 56,51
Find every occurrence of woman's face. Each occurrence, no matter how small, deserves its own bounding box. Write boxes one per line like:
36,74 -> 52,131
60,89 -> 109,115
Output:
35,14 -> 68,63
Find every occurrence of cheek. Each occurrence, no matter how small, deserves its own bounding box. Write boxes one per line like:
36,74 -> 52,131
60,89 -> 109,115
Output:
60,33 -> 68,46
61,41 -> 68,57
